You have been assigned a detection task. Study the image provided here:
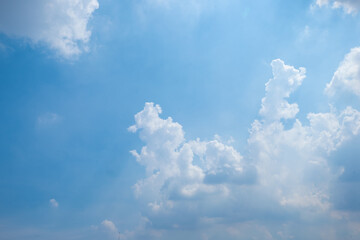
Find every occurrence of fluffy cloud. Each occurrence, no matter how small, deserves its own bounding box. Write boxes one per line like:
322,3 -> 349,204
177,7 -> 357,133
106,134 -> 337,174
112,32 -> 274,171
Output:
128,102 -> 253,205
316,0 -> 360,13
326,47 -> 360,97
102,220 -> 118,233
249,100 -> 360,211
259,59 -> 306,121
128,59 -> 360,239
252,60 -> 359,213
0,0 -> 99,58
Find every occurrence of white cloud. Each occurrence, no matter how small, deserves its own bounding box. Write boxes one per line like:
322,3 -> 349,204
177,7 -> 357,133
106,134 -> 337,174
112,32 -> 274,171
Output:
259,59 -> 306,121
316,0 -> 330,7
101,220 -> 118,234
128,59 -> 360,239
247,105 -> 360,215
247,61 -> 360,211
128,102 -> 252,205
49,198 -> 58,208
326,47 -> 360,97
316,0 -> 360,13
0,0 -> 99,58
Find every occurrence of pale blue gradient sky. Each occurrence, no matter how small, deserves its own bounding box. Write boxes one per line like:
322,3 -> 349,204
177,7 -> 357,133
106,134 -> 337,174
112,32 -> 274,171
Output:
1,0 -> 360,239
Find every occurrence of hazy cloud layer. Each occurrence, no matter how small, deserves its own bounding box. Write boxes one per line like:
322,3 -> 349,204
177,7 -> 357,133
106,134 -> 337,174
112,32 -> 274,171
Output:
0,0 -> 99,57
127,59 -> 360,239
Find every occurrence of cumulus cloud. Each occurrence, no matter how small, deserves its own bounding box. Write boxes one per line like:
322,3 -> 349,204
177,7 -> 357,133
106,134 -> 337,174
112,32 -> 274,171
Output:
128,59 -> 360,239
316,0 -> 360,13
326,47 -> 360,97
0,0 -> 99,58
49,198 -> 58,208
102,220 -> 118,234
128,102 -> 253,204
251,61 -> 359,213
259,59 -> 306,121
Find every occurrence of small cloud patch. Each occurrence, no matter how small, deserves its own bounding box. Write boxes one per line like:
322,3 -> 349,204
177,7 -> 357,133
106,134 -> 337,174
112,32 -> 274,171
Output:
49,198 -> 58,208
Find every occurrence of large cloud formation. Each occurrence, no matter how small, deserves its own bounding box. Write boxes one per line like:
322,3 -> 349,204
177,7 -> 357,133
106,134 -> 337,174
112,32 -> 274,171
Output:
125,59 -> 360,239
316,0 -> 360,13
0,0 -> 99,57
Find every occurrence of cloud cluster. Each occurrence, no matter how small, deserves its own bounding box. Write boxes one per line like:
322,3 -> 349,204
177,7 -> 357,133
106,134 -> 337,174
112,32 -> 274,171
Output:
0,0 -> 99,58
316,0 -> 360,13
127,59 -> 360,239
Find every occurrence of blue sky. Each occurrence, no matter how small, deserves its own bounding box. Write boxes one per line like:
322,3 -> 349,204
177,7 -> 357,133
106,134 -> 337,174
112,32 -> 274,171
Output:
1,0 -> 360,239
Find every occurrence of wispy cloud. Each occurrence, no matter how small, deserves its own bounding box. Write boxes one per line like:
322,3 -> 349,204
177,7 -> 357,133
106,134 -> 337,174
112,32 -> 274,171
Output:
49,198 -> 59,208
316,0 -> 360,14
37,113 -> 61,126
